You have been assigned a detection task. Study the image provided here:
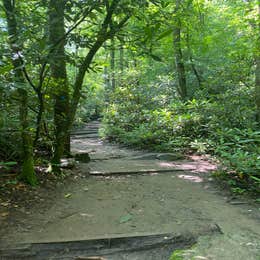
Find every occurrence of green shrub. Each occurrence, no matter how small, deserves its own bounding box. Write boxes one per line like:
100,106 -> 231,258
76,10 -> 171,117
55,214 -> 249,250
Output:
102,83 -> 259,194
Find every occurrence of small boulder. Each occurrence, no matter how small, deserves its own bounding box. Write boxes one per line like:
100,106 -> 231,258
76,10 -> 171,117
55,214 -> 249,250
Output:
75,153 -> 91,163
60,158 -> 76,169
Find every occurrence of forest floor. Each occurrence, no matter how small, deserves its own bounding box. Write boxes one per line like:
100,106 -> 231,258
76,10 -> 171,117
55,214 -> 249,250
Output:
0,121 -> 259,259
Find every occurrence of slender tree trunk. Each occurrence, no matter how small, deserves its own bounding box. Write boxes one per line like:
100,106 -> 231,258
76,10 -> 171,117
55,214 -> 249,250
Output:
186,31 -> 204,88
18,88 -> 37,184
255,3 -> 260,125
49,0 -> 70,173
119,40 -> 124,73
68,0 -> 130,128
110,37 -> 116,90
3,0 -> 36,185
69,39 -> 105,127
103,42 -> 110,103
256,58 -> 260,124
173,0 -> 187,100
34,91 -> 44,145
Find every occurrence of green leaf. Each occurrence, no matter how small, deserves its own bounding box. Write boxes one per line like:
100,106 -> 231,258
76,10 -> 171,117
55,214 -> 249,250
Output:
119,214 -> 132,224
250,176 -> 260,183
64,193 -> 72,198
157,28 -> 172,41
0,161 -> 17,166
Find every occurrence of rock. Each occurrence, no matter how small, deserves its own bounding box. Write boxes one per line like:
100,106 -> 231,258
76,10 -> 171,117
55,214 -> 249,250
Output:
60,158 -> 76,169
156,153 -> 185,161
75,153 -> 91,163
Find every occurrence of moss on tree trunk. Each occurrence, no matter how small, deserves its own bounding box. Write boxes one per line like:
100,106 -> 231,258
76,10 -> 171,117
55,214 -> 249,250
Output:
3,0 -> 36,184
173,0 -> 187,100
255,4 -> 260,125
19,89 -> 37,185
49,0 -> 70,173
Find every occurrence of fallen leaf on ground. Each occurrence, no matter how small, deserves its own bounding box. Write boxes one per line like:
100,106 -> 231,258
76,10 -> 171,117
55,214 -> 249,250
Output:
119,214 -> 132,224
80,213 -> 94,217
64,193 -> 72,198
15,183 -> 27,190
1,202 -> 10,207
1,212 -> 9,217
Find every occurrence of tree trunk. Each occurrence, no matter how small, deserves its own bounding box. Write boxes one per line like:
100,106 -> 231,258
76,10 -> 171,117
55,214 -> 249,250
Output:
18,88 -> 37,185
186,31 -> 203,89
34,91 -> 44,145
110,37 -> 116,90
49,0 -> 70,173
255,3 -> 260,125
69,0 -> 130,128
3,0 -> 36,185
119,40 -> 124,73
173,0 -> 187,100
70,39 -> 105,127
103,42 -> 110,103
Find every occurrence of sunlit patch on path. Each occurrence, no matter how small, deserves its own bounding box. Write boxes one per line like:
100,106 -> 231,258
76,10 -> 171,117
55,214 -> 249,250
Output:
178,174 -> 204,183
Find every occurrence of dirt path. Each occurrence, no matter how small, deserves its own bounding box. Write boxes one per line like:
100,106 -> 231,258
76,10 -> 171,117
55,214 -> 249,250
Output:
0,121 -> 259,259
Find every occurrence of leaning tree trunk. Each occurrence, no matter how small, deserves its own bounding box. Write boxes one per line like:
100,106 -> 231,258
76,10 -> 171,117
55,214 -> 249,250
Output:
186,30 -> 204,89
173,0 -> 187,100
69,0 -> 130,129
3,0 -> 36,185
49,0 -> 70,174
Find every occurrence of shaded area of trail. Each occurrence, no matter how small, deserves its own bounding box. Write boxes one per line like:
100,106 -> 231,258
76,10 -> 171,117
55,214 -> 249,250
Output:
0,121 -> 259,259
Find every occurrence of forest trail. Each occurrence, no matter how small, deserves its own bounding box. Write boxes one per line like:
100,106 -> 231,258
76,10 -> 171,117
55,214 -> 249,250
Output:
0,121 -> 260,259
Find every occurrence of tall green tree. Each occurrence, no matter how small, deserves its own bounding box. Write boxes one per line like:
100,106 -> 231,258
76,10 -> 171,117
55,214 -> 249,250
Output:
48,0 -> 70,173
173,0 -> 187,100
2,0 -> 36,185
69,0 -> 132,127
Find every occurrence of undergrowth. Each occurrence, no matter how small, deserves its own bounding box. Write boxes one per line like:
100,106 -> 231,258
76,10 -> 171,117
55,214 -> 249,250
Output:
101,84 -> 260,196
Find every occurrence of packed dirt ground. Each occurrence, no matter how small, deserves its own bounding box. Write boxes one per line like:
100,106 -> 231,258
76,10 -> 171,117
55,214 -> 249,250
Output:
0,122 -> 259,259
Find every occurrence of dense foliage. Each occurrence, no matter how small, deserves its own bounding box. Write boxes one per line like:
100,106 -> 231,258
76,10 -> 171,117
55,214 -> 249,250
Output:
101,0 -> 260,194
102,84 -> 260,193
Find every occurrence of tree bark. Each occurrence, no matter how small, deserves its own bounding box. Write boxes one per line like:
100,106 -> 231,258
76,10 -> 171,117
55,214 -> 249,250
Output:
49,0 -> 70,173
18,88 -> 37,185
103,42 -> 110,103
186,31 -> 203,89
34,91 -> 44,145
173,0 -> 187,100
255,3 -> 260,125
119,39 -> 124,74
110,37 -> 116,90
3,0 -> 36,185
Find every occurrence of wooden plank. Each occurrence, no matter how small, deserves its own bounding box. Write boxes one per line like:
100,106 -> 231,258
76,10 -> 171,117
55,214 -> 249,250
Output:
89,168 -> 186,176
0,225 -> 221,259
